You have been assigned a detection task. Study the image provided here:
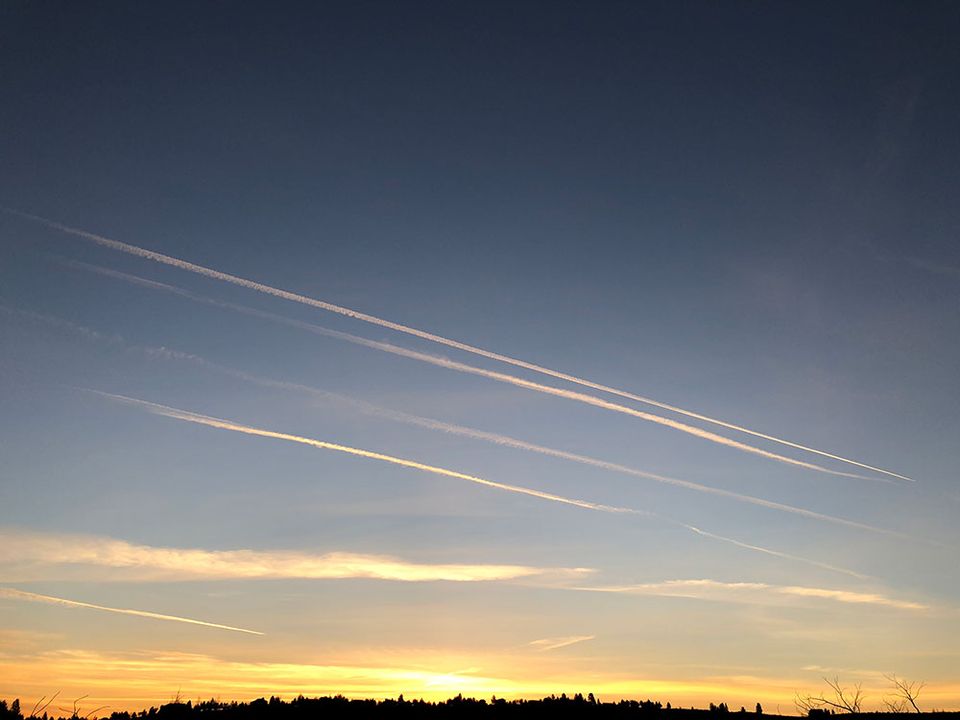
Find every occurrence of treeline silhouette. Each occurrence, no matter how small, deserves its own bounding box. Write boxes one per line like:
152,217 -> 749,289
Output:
2,696 -> 736,720
0,693 -> 960,720
3,696 -> 960,720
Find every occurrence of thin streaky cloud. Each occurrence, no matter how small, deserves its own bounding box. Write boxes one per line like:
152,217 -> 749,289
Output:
0,304 -> 118,344
0,587 -> 264,635
528,635 -> 596,651
908,257 -> 960,279
9,209 -> 910,482
86,390 -> 869,578
68,262 -> 878,482
0,530 -> 590,583
573,579 -> 926,611
1,304 -> 903,542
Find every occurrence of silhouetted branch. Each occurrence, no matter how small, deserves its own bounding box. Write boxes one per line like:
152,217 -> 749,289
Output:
795,677 -> 864,714
30,691 -> 60,719
885,674 -> 924,714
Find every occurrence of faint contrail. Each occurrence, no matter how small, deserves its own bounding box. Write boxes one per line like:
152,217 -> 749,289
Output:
87,390 -> 869,578
680,527 -> 867,578
1,303 -> 902,539
528,635 -> 595,651
66,262 -> 875,482
7,209 -> 910,482
0,587 -> 263,635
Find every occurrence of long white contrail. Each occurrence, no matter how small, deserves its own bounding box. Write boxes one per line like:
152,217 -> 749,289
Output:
87,390 -> 868,578
1,303 -> 902,539
9,209 -> 911,482
67,262 -> 876,482
144,349 -> 900,537
90,390 -> 644,515
0,587 -> 263,635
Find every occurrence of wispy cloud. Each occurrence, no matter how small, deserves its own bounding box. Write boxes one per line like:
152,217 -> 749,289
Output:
0,588 -> 263,635
574,579 -> 926,611
8,209 -> 909,482
0,530 -> 588,583
88,391 -> 868,578
528,635 -> 595,651
65,261 -> 882,482
908,257 -> 960,279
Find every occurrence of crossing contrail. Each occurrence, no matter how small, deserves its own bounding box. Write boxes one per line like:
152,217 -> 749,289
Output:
7,209 -> 911,482
140,348 -> 900,537
67,262 -> 876,482
1,303 -> 903,539
276,391 -> 903,537
86,390 -> 869,578
0,587 -> 263,635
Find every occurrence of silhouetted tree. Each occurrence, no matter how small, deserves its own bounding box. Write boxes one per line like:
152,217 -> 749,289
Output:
796,677 -> 864,715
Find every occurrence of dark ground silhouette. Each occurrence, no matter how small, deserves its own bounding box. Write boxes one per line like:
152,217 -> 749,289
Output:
4,695 -> 960,720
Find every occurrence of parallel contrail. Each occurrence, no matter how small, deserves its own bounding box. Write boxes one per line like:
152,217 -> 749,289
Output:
7,209 -> 911,482
0,587 -> 263,635
87,390 -> 868,579
0,303 -> 902,538
90,390 -> 644,516
68,262 -> 875,482
267,388 -> 902,537
142,348 -> 900,537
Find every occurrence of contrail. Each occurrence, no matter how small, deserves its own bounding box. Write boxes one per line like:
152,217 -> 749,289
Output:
87,390 -> 869,578
293,394 -> 899,537
88,390 -> 644,516
8,209 -> 911,482
66,262 -> 876,482
681,527 -> 867,578
2,303 -> 904,539
0,587 -> 263,635
141,349 -> 901,537
528,635 -> 596,651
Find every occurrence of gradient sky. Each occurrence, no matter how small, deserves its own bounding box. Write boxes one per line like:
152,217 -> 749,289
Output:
2,1 -> 960,713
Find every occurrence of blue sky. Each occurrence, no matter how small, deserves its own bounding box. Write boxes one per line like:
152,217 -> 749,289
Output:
1,1 -> 960,711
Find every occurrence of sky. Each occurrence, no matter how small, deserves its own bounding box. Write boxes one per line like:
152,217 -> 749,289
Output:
1,0 -> 960,713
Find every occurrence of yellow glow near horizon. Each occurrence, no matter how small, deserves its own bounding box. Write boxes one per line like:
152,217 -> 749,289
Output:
4,648 -> 960,714
0,648 -> 882,713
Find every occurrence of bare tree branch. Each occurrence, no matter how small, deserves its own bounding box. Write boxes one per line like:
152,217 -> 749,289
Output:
885,674 -> 924,714
30,691 -> 60,719
795,677 -> 864,714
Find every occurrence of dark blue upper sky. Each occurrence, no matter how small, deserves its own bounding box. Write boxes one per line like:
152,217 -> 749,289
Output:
3,1 -> 959,447
3,0 -> 959,421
